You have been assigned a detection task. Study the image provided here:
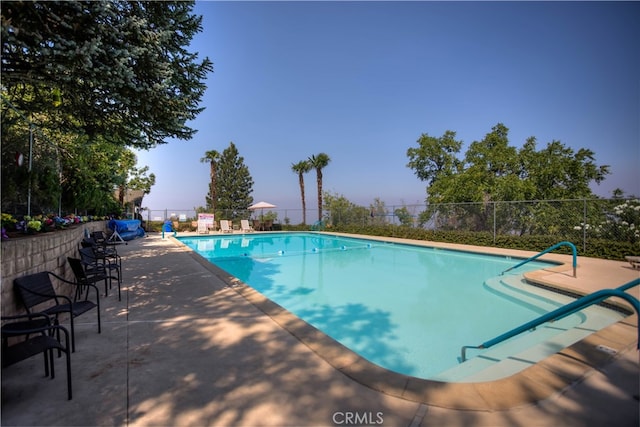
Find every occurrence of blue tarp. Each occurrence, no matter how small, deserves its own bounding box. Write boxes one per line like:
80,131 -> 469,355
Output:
108,219 -> 145,241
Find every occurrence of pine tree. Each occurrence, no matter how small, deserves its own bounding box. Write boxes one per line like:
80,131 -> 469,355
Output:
1,1 -> 213,149
215,142 -> 254,218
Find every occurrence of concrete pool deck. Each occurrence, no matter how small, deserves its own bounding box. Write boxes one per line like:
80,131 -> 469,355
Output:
1,232 -> 638,426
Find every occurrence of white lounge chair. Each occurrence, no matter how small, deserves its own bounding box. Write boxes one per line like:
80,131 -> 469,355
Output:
240,219 -> 254,233
625,256 -> 640,269
219,220 -> 233,233
197,221 -> 209,234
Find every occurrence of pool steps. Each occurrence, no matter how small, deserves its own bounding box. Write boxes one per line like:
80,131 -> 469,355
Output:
460,278 -> 639,363
432,276 -> 629,382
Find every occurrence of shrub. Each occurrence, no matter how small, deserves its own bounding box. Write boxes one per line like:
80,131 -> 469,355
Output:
326,224 -> 638,261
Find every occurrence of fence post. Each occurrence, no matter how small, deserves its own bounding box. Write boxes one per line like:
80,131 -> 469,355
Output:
583,199 -> 587,253
493,201 -> 497,244
27,124 -> 33,217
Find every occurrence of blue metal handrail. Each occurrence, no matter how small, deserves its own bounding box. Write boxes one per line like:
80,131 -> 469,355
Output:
502,241 -> 577,278
460,278 -> 640,362
310,220 -> 325,231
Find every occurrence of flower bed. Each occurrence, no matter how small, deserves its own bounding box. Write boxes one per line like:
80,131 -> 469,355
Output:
0,220 -> 108,317
1,213 -> 110,240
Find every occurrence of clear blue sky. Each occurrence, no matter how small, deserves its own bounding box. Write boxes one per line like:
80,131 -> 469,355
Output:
136,1 -> 640,218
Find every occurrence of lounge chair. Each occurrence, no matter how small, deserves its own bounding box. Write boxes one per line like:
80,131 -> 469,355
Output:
240,219 -> 254,233
625,256 -> 640,269
197,221 -> 209,234
220,220 -> 233,233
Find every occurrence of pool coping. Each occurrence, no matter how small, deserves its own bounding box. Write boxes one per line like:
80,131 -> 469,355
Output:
177,232 -> 639,411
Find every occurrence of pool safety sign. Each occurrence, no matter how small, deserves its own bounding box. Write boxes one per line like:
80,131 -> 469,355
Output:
197,213 -> 215,234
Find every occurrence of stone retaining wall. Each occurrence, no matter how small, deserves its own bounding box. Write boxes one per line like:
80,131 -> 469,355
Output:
1,222 -> 107,317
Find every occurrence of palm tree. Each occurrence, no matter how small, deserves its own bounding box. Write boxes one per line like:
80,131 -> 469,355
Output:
308,153 -> 331,222
291,160 -> 312,225
200,150 -> 220,212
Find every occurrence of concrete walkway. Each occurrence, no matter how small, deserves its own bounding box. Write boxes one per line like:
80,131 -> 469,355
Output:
1,233 -> 638,426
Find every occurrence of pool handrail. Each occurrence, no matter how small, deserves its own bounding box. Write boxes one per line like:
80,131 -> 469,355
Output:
460,278 -> 640,362
310,220 -> 325,231
502,241 -> 577,278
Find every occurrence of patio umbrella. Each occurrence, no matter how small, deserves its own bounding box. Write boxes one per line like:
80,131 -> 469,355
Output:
248,201 -> 277,223
248,201 -> 277,210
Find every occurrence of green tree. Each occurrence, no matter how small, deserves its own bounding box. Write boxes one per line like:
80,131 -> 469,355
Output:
323,192 -> 368,226
1,102 -> 155,216
369,198 -> 388,226
406,130 -> 462,186
291,160 -> 312,225
114,150 -> 136,209
200,150 -> 220,212
394,206 -> 414,227
0,110 -> 62,214
519,139 -> 609,200
112,149 -> 155,214
2,0 -> 211,216
308,153 -> 331,222
128,166 -> 156,198
216,142 -> 254,218
407,123 -> 611,234
51,135 -> 124,216
426,123 -> 525,206
1,0 -> 213,149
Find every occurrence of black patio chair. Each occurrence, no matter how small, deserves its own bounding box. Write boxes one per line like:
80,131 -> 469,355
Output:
78,247 -> 121,300
81,236 -> 123,280
90,230 -> 108,244
13,271 -> 101,352
2,313 -> 72,400
85,232 -> 120,252
76,248 -> 111,293
91,230 -> 124,247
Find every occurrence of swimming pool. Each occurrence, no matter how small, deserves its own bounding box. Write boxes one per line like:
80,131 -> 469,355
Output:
178,232 -> 626,381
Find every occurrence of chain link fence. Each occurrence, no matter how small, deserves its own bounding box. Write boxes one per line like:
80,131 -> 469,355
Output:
143,198 -> 639,253
143,208 -> 330,226
327,198 -> 640,253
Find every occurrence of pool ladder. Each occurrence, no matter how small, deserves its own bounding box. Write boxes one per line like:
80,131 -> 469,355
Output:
460,278 -> 640,362
502,241 -> 578,278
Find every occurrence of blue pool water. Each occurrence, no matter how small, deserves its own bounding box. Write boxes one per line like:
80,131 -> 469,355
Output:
179,233 -> 625,380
